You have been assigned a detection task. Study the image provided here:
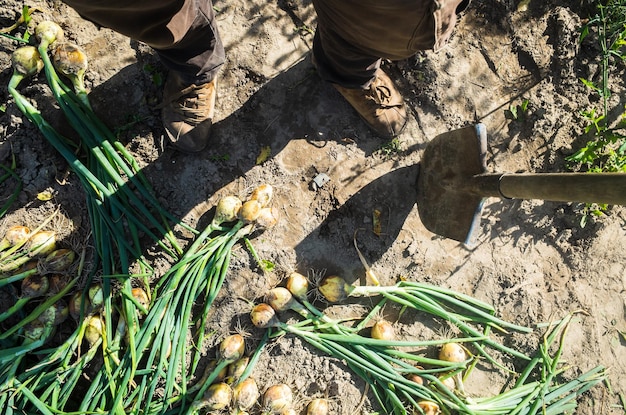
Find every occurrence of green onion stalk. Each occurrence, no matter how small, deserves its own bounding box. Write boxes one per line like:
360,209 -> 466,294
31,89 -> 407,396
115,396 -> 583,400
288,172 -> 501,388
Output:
7,23 -> 194,412
318,275 -> 533,367
251,300 -> 477,415
70,190 -> 275,414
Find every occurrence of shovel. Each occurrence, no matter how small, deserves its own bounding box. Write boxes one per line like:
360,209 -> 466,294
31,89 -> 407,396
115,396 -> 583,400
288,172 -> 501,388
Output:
416,123 -> 626,244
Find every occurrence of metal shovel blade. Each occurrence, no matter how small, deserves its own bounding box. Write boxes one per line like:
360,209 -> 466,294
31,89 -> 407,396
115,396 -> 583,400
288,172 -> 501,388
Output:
416,123 -> 626,244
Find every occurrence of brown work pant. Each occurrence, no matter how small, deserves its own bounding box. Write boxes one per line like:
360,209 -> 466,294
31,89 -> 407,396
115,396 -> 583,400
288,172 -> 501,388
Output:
62,0 -> 468,88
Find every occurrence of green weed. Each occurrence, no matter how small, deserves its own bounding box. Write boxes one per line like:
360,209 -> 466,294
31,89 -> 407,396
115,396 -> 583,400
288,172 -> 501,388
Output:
568,0 -> 626,226
507,99 -> 530,121
376,137 -> 402,159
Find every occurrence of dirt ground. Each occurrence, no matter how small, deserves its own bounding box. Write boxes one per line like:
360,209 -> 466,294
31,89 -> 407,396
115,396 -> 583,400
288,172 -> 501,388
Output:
1,0 -> 625,414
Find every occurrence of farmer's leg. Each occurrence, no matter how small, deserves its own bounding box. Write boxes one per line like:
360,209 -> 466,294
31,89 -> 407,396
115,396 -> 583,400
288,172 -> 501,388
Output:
61,0 -> 224,152
311,0 -> 468,137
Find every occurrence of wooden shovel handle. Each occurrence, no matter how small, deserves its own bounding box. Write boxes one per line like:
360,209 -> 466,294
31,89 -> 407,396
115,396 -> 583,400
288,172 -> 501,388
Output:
472,173 -> 626,205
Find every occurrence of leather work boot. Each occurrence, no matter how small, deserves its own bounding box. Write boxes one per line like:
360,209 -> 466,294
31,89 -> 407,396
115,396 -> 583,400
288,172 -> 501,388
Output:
333,70 -> 408,139
161,72 -> 217,153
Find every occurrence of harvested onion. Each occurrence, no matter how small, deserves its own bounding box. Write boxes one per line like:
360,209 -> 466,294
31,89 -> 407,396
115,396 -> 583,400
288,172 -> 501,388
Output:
35,21 -> 64,49
371,320 -> 395,341
219,334 -> 246,362
439,343 -> 467,363
43,248 -> 76,272
232,377 -> 260,411
255,207 -> 280,229
317,275 -> 354,303
0,225 -> 30,250
238,199 -> 262,223
249,184 -> 273,208
27,230 -> 56,257
416,400 -> 441,415
262,384 -> 293,414
84,315 -> 104,348
197,382 -> 233,411
286,272 -> 309,301
306,398 -> 329,415
213,195 -> 243,226
250,303 -> 280,328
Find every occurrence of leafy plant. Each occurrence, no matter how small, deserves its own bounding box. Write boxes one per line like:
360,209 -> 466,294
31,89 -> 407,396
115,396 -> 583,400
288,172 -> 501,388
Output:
377,137 -> 402,159
568,0 -> 626,225
507,99 -> 530,121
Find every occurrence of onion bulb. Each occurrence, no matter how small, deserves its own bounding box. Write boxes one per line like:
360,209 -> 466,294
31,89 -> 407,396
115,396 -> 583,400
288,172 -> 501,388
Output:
198,382 -> 233,411
27,231 -> 56,257
69,291 -> 90,320
318,275 -> 354,303
416,400 -> 441,415
371,320 -> 395,341
21,274 -> 49,298
226,356 -> 250,384
238,199 -> 262,223
84,314 -> 104,348
266,287 -> 305,314
52,43 -> 88,93
43,248 -> 76,272
131,287 -> 150,314
88,284 -> 103,308
255,207 -> 279,229
250,303 -> 280,328
0,225 -> 30,250
35,21 -> 64,49
286,272 -> 309,301
262,384 -> 293,414
38,299 -> 69,326
219,334 -> 245,362
232,377 -> 259,411
23,320 -> 48,344
213,195 -> 243,226
438,343 -> 467,363
249,184 -> 274,208
306,398 -> 329,415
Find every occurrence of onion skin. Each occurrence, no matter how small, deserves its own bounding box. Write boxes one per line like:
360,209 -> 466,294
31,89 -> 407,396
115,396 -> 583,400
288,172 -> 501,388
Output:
416,400 -> 441,415
1,225 -> 30,249
255,207 -> 279,229
213,195 -> 243,225
27,231 -> 56,256
88,284 -> 104,308
219,334 -> 246,362
21,274 -> 49,298
238,200 -> 262,223
286,272 -> 309,301
262,384 -> 293,414
43,248 -> 76,272
35,21 -> 64,49
266,287 -> 297,313
318,275 -> 354,303
371,320 -> 395,341
69,290 -> 90,320
250,303 -> 280,328
84,315 -> 104,348
306,398 -> 329,415
200,382 -> 233,411
131,287 -> 150,314
249,184 -> 274,208
52,43 -> 87,81
226,356 -> 250,384
438,343 -> 467,363
38,299 -> 69,326
232,377 -> 260,411
11,47 -> 44,79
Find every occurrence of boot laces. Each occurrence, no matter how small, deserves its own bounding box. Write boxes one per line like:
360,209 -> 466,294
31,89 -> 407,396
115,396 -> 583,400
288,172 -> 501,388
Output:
167,83 -> 213,124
